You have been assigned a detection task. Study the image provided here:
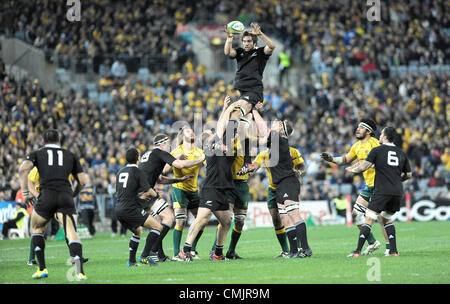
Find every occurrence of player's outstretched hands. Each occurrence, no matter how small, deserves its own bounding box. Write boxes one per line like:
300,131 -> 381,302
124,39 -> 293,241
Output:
320,152 -> 333,162
249,23 -> 262,36
224,25 -> 234,38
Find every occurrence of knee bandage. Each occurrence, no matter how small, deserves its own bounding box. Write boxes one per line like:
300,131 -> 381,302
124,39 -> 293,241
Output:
366,211 -> 378,221
175,213 -> 187,220
353,202 -> 368,225
151,200 -> 169,216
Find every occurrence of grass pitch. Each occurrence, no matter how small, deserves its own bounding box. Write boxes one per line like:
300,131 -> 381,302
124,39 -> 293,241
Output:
1,221 -> 449,284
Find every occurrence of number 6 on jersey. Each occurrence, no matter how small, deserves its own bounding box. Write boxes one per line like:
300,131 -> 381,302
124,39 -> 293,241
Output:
387,151 -> 399,166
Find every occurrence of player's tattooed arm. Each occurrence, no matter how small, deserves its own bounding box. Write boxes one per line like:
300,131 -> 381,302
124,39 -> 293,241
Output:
345,160 -> 373,174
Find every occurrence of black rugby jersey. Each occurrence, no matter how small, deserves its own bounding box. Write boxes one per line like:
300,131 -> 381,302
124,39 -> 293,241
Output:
115,164 -> 150,210
366,143 -> 412,196
267,131 -> 296,185
26,144 -> 83,194
139,148 -> 176,188
201,136 -> 235,190
232,47 -> 271,93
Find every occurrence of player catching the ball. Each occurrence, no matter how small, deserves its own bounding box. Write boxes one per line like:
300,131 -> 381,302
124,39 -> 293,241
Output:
224,22 -> 276,119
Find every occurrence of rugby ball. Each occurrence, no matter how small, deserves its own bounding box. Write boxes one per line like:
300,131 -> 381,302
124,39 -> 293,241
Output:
227,21 -> 245,34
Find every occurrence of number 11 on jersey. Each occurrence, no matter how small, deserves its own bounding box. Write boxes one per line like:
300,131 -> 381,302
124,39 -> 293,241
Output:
47,150 -> 63,166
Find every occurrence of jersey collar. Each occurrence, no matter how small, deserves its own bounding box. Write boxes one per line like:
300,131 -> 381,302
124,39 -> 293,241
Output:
383,143 -> 395,146
44,144 -> 61,148
126,164 -> 138,167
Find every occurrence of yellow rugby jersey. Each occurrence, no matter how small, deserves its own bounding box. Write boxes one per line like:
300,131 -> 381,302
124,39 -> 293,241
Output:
28,166 -> 40,193
171,144 -> 204,192
254,147 -> 304,189
346,137 -> 380,187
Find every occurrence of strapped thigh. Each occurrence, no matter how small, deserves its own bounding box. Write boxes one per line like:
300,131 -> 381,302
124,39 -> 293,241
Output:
150,198 -> 169,217
61,212 -> 77,240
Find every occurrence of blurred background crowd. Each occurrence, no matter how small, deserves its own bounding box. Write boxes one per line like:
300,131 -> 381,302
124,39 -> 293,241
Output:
0,0 -> 448,212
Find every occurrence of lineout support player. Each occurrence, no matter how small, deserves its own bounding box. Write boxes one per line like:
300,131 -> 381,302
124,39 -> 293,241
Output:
252,144 -> 307,257
208,96 -> 257,260
238,110 -> 312,258
18,129 -> 89,280
114,147 -> 162,267
224,22 -> 276,120
181,99 -> 240,262
321,118 -> 390,255
346,127 -> 412,257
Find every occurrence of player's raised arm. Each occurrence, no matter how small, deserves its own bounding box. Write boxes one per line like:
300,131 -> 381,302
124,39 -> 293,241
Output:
252,109 -> 270,145
249,23 -> 276,55
224,25 -> 237,58
216,96 -> 239,139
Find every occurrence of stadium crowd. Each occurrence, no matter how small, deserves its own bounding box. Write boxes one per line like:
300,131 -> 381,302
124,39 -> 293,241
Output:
240,0 -> 449,69
7,0 -> 201,72
1,53 -> 449,205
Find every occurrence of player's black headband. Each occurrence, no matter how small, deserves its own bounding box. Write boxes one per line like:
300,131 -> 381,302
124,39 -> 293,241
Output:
359,122 -> 374,134
154,136 -> 169,146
